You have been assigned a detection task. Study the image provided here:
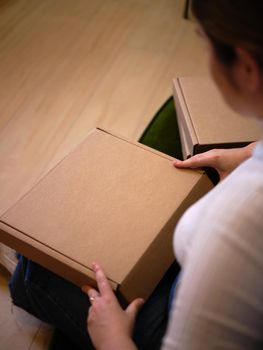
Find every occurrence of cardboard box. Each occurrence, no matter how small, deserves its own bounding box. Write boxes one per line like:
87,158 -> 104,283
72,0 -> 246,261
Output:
173,77 -> 261,159
0,128 -> 212,303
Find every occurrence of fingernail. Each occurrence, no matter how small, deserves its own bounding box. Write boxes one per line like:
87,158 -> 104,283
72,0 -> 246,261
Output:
92,262 -> 98,270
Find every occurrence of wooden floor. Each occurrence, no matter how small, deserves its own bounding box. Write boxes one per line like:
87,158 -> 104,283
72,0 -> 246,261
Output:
0,0 -> 208,348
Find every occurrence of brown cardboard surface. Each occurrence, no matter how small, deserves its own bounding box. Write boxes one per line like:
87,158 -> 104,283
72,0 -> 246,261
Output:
0,128 -> 212,302
173,77 -> 261,158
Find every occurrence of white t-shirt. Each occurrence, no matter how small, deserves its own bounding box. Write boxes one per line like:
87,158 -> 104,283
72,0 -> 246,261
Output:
162,141 -> 263,349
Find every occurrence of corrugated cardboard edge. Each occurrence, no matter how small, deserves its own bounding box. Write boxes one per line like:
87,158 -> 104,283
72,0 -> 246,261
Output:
173,78 -> 198,156
118,173 -> 213,302
177,116 -> 192,159
0,221 -> 118,290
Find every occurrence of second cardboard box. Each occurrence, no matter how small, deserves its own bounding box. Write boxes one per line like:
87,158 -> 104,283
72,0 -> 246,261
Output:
173,77 -> 261,159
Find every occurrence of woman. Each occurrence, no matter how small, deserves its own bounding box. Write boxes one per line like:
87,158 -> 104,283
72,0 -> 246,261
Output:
9,0 -> 263,349
82,1 -> 263,349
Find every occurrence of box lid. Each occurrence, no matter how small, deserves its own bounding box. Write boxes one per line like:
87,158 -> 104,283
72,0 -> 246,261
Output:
0,128 -> 212,301
173,77 -> 261,148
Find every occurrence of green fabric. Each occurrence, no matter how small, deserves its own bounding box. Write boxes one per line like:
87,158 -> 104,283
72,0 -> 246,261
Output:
139,96 -> 183,159
49,96 -> 181,350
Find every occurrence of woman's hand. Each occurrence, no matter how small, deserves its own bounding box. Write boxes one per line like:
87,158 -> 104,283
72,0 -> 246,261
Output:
173,142 -> 257,181
82,263 -> 144,350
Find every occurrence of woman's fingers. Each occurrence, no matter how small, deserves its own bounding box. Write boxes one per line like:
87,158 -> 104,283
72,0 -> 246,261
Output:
91,262 -> 115,299
173,147 -> 253,182
82,285 -> 100,304
125,298 -> 144,319
82,263 -> 114,302
173,151 -> 218,169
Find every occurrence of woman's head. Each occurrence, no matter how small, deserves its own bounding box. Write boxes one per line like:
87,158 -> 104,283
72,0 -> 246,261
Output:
191,0 -> 263,118
191,0 -> 263,69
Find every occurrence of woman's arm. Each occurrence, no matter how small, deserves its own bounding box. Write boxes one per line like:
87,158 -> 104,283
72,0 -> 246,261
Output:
82,263 -> 143,350
173,142 -> 257,181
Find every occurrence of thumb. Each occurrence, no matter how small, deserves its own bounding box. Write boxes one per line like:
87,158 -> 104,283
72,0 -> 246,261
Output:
173,151 -> 218,169
173,157 -> 200,169
125,298 -> 144,320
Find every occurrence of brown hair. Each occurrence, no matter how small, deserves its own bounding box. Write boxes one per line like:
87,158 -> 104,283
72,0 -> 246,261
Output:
191,0 -> 263,68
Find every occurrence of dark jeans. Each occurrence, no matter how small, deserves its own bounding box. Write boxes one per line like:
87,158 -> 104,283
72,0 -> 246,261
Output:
9,256 -> 180,350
